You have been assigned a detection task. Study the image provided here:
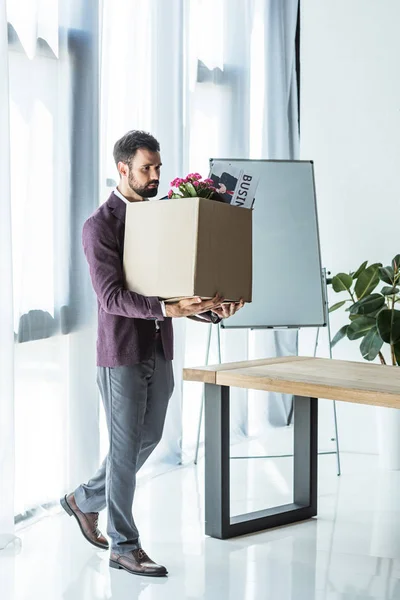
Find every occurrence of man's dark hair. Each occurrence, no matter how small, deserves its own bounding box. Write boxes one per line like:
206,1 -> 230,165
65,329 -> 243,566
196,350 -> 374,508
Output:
113,130 -> 160,167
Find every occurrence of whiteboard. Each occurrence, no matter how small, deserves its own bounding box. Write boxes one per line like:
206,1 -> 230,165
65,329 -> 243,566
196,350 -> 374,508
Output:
209,159 -> 326,329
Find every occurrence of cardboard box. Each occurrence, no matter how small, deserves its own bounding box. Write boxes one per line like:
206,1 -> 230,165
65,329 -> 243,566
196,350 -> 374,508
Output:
123,197 -> 252,302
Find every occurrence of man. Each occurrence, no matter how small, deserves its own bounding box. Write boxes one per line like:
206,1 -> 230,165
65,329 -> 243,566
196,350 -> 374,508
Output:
210,171 -> 238,203
60,130 -> 244,578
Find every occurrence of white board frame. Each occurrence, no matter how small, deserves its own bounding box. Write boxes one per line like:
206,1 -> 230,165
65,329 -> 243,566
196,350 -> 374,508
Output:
209,158 -> 327,330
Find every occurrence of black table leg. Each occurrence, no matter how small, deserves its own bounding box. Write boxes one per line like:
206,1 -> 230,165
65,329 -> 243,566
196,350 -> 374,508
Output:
204,384 -> 318,539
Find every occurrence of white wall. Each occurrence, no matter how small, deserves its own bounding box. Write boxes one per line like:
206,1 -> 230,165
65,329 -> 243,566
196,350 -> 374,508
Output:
300,0 -> 400,454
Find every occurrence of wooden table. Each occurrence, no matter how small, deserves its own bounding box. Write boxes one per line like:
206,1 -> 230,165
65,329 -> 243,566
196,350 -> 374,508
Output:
183,356 -> 400,540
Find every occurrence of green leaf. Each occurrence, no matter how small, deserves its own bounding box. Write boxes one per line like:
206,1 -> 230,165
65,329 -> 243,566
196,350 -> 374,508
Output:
377,309 -> 400,344
353,260 -> 368,280
379,266 -> 395,285
392,255 -> 400,273
381,286 -> 400,296
354,264 -> 381,299
329,301 -> 346,313
360,328 -> 384,361
187,182 -> 198,197
171,192 -> 183,198
332,273 -> 353,293
331,325 -> 349,348
349,294 -> 385,316
347,316 -> 376,340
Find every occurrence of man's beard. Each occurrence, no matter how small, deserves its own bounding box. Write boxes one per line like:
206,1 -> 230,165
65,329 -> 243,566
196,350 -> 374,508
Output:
128,172 -> 159,198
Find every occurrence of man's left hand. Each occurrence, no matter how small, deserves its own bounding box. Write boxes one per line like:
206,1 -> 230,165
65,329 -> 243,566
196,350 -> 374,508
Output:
211,299 -> 245,319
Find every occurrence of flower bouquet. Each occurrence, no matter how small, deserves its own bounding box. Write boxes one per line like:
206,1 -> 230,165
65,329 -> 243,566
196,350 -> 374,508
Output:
167,173 -> 223,201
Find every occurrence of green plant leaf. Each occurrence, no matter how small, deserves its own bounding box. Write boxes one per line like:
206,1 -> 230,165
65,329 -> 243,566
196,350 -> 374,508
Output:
182,182 -> 197,197
354,264 -> 381,299
332,273 -> 353,293
381,286 -> 400,296
349,294 -> 385,316
347,316 -> 376,340
379,266 -> 395,285
329,301 -> 346,313
353,260 -> 368,280
392,255 -> 400,273
360,328 -> 384,361
349,314 -> 361,321
171,192 -> 183,198
377,309 -> 400,344
331,325 -> 349,348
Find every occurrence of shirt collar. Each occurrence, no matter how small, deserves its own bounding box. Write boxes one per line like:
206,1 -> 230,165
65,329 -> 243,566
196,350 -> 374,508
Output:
113,187 -> 128,205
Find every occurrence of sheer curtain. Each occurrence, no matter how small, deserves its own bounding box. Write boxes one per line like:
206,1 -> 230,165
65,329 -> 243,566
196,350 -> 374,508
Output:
248,0 -> 300,438
100,0 -> 186,473
1,0 -> 101,538
182,0 -> 300,457
100,0 -> 300,465
183,0 -> 256,452
0,1 -> 301,548
0,0 -> 15,554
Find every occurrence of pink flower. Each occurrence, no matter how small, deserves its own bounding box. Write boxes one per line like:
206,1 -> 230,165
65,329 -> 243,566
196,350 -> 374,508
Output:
193,180 -> 199,187
171,173 -> 203,187
168,190 -> 173,198
203,178 -> 214,185
170,177 -> 186,187
186,172 -> 202,181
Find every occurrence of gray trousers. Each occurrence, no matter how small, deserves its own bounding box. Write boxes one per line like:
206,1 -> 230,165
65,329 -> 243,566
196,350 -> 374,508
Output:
74,338 -> 174,553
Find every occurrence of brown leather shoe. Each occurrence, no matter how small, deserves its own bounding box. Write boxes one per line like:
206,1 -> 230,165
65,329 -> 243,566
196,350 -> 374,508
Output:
60,493 -> 109,550
110,549 -> 167,577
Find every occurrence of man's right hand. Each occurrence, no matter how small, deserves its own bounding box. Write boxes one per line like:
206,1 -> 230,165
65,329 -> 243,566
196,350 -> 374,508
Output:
165,294 -> 224,318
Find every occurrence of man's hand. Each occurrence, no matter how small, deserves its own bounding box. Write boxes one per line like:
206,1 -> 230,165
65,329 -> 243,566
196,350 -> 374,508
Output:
165,294 -> 224,318
211,298 -> 245,319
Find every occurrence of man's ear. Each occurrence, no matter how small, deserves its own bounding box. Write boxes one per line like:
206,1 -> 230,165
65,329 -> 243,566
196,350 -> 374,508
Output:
118,161 -> 129,178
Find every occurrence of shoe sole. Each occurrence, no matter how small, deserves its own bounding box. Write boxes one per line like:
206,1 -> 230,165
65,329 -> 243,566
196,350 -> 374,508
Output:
109,559 -> 168,577
60,495 -> 109,551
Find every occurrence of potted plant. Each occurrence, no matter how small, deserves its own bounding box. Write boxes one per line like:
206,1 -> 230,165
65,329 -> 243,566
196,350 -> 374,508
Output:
328,254 -> 400,366
329,255 -> 400,469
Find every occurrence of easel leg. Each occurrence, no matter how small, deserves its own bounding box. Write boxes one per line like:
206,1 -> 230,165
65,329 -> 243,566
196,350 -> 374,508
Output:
194,323 -> 220,464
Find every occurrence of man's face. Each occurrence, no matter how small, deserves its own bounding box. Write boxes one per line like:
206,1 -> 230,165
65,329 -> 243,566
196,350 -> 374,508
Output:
120,148 -> 162,198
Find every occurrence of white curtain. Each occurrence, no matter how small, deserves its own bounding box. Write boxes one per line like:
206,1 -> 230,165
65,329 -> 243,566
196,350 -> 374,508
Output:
182,0 -> 300,457
0,0 -> 15,553
100,0 -> 300,464
0,0 -> 301,544
1,0 -> 101,542
100,0 -> 186,472
248,0 -> 300,437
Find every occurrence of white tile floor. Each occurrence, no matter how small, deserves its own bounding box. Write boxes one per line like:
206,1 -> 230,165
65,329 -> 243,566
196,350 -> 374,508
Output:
3,449 -> 400,599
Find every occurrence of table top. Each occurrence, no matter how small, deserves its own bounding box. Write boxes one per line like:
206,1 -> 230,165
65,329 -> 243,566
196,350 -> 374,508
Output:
183,357 -> 400,408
